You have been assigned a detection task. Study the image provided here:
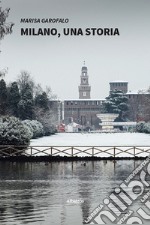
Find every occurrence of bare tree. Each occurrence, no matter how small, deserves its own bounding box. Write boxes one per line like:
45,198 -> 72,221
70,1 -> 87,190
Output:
34,107 -> 57,135
17,71 -> 34,94
0,67 -> 8,78
34,83 -> 43,97
45,86 -> 57,100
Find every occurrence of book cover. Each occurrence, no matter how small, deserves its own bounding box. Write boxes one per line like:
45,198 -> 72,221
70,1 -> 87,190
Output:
0,0 -> 150,224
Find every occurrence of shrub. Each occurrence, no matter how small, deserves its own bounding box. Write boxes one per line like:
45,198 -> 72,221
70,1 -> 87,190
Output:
136,121 -> 150,134
44,124 -> 57,136
22,119 -> 44,139
0,116 -> 30,146
22,120 -> 33,139
136,121 -> 145,133
143,122 -> 150,134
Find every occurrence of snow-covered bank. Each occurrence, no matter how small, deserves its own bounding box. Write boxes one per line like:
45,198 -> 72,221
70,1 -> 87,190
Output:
30,132 -> 150,146
28,133 -> 150,157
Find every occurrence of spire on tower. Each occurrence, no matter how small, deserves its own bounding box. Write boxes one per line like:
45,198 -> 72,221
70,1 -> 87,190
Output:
82,60 -> 87,71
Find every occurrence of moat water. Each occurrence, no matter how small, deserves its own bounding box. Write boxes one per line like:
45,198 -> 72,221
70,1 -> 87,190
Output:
0,160 -> 150,225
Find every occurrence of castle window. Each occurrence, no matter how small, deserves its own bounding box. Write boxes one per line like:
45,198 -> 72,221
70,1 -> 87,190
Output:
83,92 -> 86,96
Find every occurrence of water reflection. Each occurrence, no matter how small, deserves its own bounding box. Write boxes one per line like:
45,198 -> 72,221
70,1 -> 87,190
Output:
0,160 -> 147,224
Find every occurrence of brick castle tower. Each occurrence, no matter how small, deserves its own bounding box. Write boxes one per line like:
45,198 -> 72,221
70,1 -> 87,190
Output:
78,62 -> 91,99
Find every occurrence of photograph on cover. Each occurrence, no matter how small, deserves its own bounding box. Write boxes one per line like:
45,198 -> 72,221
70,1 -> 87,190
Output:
0,0 -> 150,224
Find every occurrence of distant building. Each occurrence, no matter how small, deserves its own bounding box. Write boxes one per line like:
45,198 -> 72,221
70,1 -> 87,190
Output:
49,64 -> 150,129
64,99 -> 105,130
109,81 -> 128,94
108,81 -> 150,122
78,64 -> 91,99
126,90 -> 150,122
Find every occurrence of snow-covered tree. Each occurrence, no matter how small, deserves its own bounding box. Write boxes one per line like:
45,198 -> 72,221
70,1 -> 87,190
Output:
104,89 -> 128,120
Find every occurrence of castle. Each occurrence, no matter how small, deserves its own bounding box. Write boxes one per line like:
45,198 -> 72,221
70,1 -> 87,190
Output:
49,63 -> 150,130
64,63 -> 105,130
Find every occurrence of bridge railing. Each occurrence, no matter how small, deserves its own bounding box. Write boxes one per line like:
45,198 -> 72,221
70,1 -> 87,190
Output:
0,146 -> 150,158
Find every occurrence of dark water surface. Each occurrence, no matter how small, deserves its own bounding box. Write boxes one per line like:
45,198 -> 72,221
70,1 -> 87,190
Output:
0,160 -> 149,225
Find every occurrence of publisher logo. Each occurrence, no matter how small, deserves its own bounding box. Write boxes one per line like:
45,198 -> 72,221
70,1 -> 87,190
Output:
84,156 -> 150,224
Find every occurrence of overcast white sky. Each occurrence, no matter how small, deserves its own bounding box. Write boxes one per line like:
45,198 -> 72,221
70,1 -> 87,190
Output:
1,0 -> 150,100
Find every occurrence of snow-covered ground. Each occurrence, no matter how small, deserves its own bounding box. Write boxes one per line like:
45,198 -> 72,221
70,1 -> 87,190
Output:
30,132 -> 150,146
28,133 -> 150,157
